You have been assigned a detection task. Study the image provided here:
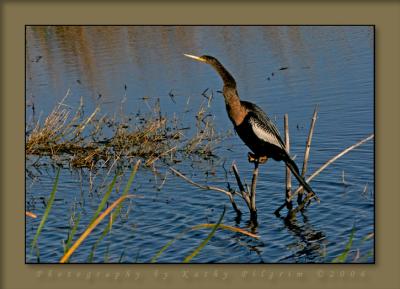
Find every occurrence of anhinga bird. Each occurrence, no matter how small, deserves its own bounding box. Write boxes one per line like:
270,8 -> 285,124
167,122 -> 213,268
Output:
184,54 -> 315,195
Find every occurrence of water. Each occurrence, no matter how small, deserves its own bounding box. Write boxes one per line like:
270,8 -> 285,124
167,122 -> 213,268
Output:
25,26 -> 374,263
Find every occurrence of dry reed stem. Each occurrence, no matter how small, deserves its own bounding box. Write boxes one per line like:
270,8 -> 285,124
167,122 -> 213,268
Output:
26,211 -> 37,218
72,107 -> 100,139
145,146 -> 177,167
298,105 -> 318,203
191,223 -> 259,239
58,99 -> 84,138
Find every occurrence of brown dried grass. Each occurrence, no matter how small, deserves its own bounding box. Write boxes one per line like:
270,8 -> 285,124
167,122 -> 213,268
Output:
26,94 -> 224,169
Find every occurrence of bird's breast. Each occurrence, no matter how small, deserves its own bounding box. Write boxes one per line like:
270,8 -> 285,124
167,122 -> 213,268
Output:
225,103 -> 247,126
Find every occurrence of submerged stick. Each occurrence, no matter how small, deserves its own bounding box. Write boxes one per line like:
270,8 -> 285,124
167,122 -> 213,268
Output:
169,167 -> 242,215
289,191 -> 317,217
231,163 -> 251,208
275,134 -> 374,216
232,161 -> 259,220
290,133 -> 374,202
227,194 -> 242,216
250,162 -> 259,219
284,114 -> 292,210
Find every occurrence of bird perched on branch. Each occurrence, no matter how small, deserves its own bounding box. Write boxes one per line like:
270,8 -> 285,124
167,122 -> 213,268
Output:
184,54 -> 315,196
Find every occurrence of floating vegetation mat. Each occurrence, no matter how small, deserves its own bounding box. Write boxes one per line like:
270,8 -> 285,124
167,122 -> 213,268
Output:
26,91 -> 228,170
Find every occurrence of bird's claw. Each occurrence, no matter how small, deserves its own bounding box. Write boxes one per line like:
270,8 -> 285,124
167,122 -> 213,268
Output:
248,152 -> 257,163
248,152 -> 268,164
258,156 -> 268,164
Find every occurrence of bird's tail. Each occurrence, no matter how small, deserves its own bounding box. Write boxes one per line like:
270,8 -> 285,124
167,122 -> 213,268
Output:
284,157 -> 315,196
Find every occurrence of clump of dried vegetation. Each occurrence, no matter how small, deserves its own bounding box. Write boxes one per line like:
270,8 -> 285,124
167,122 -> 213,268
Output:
26,91 -> 226,170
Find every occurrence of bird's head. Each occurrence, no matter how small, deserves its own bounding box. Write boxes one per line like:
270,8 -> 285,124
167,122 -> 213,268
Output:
183,54 -> 219,65
184,53 -> 236,87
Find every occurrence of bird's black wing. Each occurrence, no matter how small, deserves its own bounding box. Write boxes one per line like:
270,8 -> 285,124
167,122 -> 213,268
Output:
241,101 -> 286,150
241,101 -> 305,180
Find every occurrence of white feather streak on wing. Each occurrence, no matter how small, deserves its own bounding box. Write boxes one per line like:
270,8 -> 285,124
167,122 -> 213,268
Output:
250,118 -> 282,148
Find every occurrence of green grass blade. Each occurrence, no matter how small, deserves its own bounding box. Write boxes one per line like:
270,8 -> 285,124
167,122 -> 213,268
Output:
30,167 -> 61,252
87,222 -> 110,262
183,206 -> 226,263
111,160 -> 141,219
64,213 -> 81,254
332,225 -> 356,263
60,195 -> 138,263
70,173 -> 117,262
119,249 -> 125,263
362,232 -> 374,242
34,243 -> 40,263
88,174 -> 118,226
104,244 -> 110,262
150,206 -> 259,263
190,224 -> 259,239
88,161 -> 141,262
150,229 -> 190,263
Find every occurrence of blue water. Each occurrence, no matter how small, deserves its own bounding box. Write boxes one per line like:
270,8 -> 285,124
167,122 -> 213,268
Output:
26,26 -> 374,263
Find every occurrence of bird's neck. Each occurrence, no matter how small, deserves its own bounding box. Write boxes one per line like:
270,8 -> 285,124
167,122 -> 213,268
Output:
223,87 -> 246,126
211,62 -> 236,88
209,59 -> 245,125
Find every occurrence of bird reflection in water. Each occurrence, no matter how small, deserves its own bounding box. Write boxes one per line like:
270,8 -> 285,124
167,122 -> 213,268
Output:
227,211 -> 325,263
277,213 -> 327,263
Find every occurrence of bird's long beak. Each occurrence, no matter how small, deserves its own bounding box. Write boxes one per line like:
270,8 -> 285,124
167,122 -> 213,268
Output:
183,53 -> 206,62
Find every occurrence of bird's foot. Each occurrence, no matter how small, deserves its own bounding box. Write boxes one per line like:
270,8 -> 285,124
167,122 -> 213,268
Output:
248,152 -> 257,163
248,152 -> 268,164
258,156 -> 268,164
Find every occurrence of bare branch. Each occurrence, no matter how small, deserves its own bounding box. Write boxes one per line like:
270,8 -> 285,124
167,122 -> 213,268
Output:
169,167 -> 232,197
169,167 -> 242,215
289,133 -> 374,202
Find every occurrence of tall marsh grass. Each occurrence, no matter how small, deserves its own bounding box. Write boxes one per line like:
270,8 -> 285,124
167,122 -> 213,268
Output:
30,167 -> 60,259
